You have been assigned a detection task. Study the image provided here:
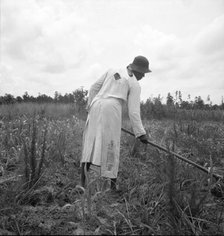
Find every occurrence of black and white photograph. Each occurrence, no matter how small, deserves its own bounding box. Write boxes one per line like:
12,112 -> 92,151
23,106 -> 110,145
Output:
0,0 -> 224,235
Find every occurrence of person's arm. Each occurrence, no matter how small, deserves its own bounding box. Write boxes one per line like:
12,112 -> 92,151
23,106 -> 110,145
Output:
127,79 -> 146,138
87,71 -> 108,110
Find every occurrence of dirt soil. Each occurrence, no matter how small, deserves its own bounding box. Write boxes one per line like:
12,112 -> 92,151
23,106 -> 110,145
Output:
0,160 -> 135,235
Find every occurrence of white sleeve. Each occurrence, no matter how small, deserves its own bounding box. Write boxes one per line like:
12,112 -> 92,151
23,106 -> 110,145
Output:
127,80 -> 146,137
87,71 -> 108,108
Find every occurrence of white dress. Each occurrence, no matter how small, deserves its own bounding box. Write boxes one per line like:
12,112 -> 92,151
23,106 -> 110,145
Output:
81,68 -> 146,178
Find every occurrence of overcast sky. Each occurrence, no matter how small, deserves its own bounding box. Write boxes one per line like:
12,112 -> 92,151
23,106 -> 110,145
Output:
1,0 -> 224,104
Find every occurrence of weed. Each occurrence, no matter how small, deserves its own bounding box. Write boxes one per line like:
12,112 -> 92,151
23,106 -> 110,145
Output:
15,117 -> 48,204
0,103 -> 224,235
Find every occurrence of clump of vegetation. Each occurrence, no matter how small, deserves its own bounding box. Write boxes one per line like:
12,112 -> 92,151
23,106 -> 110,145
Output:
14,118 -> 48,205
0,103 -> 224,235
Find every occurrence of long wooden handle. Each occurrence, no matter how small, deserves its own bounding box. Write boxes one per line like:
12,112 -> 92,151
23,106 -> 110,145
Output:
121,127 -> 223,181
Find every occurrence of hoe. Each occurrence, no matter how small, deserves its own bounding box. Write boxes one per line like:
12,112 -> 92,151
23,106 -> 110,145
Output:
122,127 -> 224,198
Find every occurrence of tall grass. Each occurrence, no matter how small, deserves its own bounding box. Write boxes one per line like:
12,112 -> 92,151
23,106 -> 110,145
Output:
0,103 -> 224,235
0,102 -> 87,120
15,118 -> 48,204
140,103 -> 224,121
120,117 -> 224,235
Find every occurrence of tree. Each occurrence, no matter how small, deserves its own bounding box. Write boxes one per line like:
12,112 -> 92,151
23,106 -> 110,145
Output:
3,94 -> 15,104
140,98 -> 153,119
73,87 -> 88,111
194,96 -> 205,109
206,95 -> 212,108
16,96 -> 23,103
54,91 -> 60,103
221,96 -> 224,110
36,94 -> 53,103
166,92 -> 174,107
23,92 -> 30,102
178,91 -> 182,105
153,95 -> 164,119
180,101 -> 191,109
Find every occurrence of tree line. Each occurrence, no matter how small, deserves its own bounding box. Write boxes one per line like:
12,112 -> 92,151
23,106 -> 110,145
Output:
0,87 -> 88,106
142,91 -> 224,112
1,89 -> 223,108
140,91 -> 224,121
0,89 -> 223,120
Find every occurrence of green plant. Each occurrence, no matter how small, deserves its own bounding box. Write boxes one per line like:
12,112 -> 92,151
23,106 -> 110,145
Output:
16,118 -> 47,204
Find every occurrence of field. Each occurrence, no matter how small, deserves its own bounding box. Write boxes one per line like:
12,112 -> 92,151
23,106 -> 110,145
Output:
0,103 -> 224,235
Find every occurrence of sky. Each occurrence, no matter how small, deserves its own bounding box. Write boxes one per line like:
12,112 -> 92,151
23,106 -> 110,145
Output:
1,0 -> 224,105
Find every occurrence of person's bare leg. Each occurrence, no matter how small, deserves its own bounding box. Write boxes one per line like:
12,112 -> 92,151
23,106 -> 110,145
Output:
110,178 -> 117,190
81,162 -> 91,187
80,163 -> 85,187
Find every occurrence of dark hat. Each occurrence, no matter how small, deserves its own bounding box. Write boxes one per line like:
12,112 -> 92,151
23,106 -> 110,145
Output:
128,56 -> 151,73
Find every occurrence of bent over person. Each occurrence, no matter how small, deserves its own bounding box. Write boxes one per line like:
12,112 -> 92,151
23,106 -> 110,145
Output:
80,55 -> 151,192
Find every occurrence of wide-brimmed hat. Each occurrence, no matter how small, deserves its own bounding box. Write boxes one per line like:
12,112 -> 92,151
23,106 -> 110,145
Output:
128,55 -> 151,73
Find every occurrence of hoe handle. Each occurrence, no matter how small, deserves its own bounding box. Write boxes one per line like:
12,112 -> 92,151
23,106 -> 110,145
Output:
121,128 -> 223,181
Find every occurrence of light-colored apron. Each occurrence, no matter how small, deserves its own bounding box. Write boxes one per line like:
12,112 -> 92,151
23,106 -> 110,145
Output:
81,97 -> 122,178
